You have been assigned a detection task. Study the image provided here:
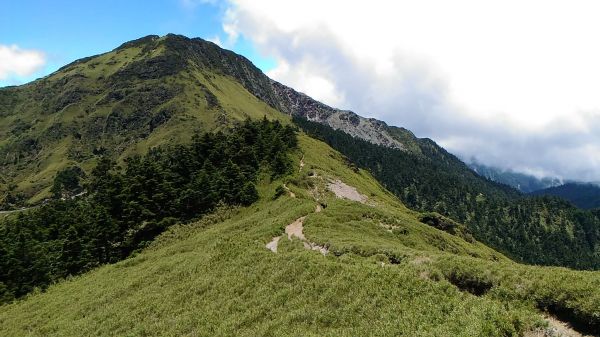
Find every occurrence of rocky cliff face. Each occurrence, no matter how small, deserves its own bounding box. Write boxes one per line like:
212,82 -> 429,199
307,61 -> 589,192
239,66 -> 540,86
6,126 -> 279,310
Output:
268,81 -> 405,149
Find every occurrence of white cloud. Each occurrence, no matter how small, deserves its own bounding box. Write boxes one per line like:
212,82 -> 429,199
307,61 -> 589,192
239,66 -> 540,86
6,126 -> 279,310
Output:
220,0 -> 600,182
0,44 -> 46,81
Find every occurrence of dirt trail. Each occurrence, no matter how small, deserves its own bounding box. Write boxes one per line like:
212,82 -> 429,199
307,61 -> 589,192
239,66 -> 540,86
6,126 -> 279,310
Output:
266,209 -> 328,255
327,179 -> 367,203
299,155 -> 305,172
0,207 -> 34,215
285,215 -> 328,255
526,315 -> 594,337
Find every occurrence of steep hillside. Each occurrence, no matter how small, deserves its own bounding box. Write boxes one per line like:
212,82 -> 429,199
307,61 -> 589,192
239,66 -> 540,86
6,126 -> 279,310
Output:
0,34 -> 290,204
0,120 -> 296,301
1,135 -> 599,336
531,183 -> 600,209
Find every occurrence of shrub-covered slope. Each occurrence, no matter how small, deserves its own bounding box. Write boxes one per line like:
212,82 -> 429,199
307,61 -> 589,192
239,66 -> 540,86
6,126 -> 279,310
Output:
0,135 -> 598,336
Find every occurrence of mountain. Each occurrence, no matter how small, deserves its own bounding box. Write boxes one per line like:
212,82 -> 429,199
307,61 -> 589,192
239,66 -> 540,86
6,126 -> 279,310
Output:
0,34 -> 421,206
469,162 -> 562,193
0,34 -> 288,204
531,182 -> 600,209
1,34 -> 599,336
470,163 -> 600,209
2,33 -> 600,269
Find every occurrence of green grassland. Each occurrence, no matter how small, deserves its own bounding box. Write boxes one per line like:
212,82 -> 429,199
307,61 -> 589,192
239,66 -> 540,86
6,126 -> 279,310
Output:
1,134 -> 597,336
0,36 -> 289,204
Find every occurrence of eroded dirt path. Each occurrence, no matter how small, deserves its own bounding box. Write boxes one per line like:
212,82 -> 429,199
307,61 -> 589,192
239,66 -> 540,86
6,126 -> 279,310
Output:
315,204 -> 323,213
299,155 -> 305,172
265,236 -> 281,253
266,210 -> 328,256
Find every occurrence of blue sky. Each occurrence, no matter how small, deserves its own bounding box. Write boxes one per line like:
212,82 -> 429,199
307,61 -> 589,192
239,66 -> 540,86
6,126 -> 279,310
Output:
0,0 -> 274,86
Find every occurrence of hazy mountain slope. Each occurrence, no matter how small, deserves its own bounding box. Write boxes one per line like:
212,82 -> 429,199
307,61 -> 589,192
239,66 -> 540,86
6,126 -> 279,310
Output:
531,183 -> 600,209
470,162 -> 562,193
1,135 -> 598,336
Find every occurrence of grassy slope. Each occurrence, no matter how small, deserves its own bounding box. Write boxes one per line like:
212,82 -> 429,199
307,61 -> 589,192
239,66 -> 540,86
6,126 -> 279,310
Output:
0,38 -> 288,203
1,135 -> 598,336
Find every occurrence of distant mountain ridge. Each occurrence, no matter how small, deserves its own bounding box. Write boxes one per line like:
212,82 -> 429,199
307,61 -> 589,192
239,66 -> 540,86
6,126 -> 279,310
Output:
530,182 -> 600,209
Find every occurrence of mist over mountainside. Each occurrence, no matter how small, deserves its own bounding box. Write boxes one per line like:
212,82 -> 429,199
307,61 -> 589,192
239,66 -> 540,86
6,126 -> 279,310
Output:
469,162 -> 562,193
470,162 -> 600,210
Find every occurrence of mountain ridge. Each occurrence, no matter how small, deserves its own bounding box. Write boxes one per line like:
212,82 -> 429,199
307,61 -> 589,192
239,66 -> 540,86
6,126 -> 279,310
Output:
2,34 -> 600,271
0,34 -> 429,204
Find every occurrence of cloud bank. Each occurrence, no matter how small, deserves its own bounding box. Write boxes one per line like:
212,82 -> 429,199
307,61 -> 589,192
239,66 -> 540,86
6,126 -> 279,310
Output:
0,44 -> 46,81
218,0 -> 600,182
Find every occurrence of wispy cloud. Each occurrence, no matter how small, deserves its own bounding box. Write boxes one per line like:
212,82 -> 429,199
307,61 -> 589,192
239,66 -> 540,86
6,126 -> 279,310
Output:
0,44 -> 46,81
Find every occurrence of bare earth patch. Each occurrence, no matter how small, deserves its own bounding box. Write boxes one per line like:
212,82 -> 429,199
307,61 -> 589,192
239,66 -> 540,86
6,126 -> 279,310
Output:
285,216 -> 307,241
327,179 -> 367,203
286,216 -> 328,255
526,315 -> 594,337
265,236 -> 281,253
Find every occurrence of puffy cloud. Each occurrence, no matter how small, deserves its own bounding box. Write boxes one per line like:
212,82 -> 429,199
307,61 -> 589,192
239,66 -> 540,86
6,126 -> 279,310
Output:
220,0 -> 600,182
0,44 -> 46,81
